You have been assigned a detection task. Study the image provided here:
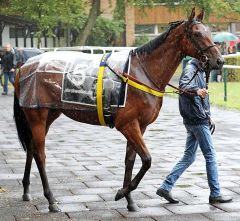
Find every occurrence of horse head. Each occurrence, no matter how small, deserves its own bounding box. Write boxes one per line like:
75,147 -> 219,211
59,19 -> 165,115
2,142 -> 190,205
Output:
182,8 -> 224,70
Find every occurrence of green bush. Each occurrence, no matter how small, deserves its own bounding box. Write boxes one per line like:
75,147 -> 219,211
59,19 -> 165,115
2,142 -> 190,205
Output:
224,54 -> 240,82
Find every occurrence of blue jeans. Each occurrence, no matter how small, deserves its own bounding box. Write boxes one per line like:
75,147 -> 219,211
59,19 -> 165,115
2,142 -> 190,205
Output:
161,123 -> 221,197
3,71 -> 15,94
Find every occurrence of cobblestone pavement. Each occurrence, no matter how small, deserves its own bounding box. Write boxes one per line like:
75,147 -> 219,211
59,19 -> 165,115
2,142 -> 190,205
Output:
1,92 -> 240,221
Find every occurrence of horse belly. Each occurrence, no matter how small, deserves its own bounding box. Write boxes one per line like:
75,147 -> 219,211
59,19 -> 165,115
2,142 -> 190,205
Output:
61,109 -> 100,125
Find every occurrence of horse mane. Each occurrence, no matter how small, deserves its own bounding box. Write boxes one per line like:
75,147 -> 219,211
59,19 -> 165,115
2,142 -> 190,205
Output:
134,20 -> 185,55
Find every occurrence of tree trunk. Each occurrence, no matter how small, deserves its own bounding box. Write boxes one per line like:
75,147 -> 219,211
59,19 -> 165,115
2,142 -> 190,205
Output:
37,35 -> 42,48
75,0 -> 100,46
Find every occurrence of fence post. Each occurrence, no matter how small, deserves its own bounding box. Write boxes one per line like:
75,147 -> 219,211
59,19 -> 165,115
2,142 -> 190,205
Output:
224,68 -> 227,102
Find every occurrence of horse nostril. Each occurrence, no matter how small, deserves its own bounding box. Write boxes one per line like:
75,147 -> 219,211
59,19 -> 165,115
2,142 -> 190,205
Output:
217,58 -> 224,66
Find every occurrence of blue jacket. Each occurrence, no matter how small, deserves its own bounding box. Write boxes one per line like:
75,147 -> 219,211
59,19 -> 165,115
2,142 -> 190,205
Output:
179,59 -> 211,125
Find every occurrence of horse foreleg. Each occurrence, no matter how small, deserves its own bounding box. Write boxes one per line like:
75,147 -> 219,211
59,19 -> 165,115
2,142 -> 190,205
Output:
116,122 -> 151,203
122,142 -> 139,211
22,148 -> 33,201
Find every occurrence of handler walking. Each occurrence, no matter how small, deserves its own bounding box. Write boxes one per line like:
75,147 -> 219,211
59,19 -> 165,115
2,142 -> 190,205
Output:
156,58 -> 232,204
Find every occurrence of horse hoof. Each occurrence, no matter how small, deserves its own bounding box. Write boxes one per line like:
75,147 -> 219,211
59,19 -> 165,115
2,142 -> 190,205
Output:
115,189 -> 125,201
22,193 -> 32,201
127,203 -> 140,212
49,203 -> 61,213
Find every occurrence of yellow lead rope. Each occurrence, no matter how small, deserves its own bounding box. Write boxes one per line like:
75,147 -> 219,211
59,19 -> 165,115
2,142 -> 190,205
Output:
119,75 -> 164,97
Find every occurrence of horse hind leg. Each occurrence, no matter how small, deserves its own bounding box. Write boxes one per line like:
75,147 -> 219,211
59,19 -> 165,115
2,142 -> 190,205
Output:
43,109 -> 62,204
21,109 -> 61,204
24,108 -> 61,212
22,149 -> 33,201
13,93 -> 34,201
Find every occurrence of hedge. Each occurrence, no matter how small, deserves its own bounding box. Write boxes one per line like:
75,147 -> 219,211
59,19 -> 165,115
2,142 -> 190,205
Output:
223,54 -> 240,82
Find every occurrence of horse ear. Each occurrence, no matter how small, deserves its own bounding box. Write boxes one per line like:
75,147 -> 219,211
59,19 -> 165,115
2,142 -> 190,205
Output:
196,8 -> 205,21
188,8 -> 195,22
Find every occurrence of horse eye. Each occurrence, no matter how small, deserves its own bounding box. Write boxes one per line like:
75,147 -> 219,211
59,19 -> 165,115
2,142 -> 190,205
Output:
194,32 -> 203,38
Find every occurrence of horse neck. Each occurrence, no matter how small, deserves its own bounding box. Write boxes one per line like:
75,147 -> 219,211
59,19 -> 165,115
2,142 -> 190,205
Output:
137,29 -> 185,91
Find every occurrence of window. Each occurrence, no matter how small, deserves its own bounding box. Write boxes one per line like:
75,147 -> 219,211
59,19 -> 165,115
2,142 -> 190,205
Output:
9,27 -> 26,38
135,24 -> 155,34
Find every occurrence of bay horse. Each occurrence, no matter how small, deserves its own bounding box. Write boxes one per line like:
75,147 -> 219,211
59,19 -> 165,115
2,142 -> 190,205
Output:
14,8 -> 223,212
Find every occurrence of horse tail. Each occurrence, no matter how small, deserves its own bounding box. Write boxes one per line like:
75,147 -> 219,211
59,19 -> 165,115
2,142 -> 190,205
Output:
13,93 -> 32,152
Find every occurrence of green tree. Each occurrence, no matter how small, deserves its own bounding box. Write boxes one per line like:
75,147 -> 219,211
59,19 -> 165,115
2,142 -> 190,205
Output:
76,0 -> 156,46
1,0 -> 239,47
0,0 -> 86,47
75,0 -> 100,46
87,16 -> 124,46
56,0 -> 87,46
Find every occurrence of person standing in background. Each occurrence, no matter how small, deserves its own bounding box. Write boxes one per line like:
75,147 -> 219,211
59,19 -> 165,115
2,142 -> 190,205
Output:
0,44 -> 16,95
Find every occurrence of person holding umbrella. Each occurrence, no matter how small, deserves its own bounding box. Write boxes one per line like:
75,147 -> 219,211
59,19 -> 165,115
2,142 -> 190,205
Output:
213,32 -> 239,42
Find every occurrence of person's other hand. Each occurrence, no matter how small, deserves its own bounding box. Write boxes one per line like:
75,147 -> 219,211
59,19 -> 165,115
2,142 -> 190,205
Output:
10,68 -> 15,72
209,117 -> 215,134
197,88 -> 208,98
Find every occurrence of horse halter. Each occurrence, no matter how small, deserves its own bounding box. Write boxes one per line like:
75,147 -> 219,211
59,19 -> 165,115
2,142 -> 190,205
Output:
185,19 -> 216,69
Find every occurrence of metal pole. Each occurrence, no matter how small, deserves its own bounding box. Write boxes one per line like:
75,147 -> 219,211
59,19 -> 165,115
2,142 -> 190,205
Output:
224,68 -> 227,102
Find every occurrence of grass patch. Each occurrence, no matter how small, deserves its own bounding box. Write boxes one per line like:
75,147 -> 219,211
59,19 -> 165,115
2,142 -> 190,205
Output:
208,82 -> 240,110
165,82 -> 240,110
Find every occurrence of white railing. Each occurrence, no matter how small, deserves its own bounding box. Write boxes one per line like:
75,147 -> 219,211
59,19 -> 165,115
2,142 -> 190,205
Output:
40,46 -> 136,54
222,64 -> 240,101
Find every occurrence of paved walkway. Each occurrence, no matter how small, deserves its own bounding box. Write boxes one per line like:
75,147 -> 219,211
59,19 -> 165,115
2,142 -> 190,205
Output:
1,92 -> 240,221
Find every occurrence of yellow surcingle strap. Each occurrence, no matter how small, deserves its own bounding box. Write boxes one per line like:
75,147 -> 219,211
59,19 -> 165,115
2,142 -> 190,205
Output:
119,75 -> 164,97
97,53 -> 112,126
97,66 -> 106,126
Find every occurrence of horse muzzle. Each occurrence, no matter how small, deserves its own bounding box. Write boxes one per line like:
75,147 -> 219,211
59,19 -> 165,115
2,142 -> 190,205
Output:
202,55 -> 224,70
216,57 -> 224,69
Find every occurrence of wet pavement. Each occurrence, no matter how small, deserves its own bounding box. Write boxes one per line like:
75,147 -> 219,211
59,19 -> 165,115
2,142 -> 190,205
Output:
1,91 -> 240,221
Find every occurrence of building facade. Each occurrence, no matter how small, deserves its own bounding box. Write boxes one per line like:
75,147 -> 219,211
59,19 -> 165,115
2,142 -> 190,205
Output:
0,15 -> 57,48
129,5 -> 240,46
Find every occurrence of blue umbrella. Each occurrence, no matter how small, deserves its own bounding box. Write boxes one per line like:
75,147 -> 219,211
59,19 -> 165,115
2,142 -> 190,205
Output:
213,32 -> 239,42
